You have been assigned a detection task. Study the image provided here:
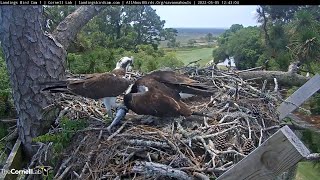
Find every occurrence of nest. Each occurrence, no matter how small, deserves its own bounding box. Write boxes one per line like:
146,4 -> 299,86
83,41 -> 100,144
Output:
31,68 -> 282,180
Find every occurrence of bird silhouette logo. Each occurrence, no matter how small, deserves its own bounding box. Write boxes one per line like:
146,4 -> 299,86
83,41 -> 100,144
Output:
34,165 -> 53,176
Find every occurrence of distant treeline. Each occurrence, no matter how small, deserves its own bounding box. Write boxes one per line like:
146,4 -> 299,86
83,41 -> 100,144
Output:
175,27 -> 226,35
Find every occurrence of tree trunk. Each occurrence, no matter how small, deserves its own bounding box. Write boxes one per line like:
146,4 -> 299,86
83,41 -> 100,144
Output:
260,7 -> 272,49
0,6 -> 66,156
0,5 -> 106,157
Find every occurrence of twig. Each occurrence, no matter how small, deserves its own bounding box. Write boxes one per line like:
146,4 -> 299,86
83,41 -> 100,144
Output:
3,128 -> 18,142
55,135 -> 89,178
28,142 -> 45,169
193,172 -> 210,180
79,151 -> 94,179
244,117 -> 252,139
0,118 -> 17,123
261,80 -> 267,93
259,128 -> 263,146
158,132 -> 194,166
79,127 -> 110,132
56,165 -> 73,180
55,107 -> 69,125
44,142 -> 52,162
273,78 -> 278,92
263,125 -> 280,131
107,121 -> 128,141
196,126 -> 238,139
217,102 -> 229,113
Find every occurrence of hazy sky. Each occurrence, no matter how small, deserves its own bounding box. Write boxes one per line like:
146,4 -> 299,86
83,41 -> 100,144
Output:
152,6 -> 259,28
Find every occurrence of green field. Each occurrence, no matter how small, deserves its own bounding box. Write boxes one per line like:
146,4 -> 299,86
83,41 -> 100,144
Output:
174,47 -> 213,66
296,162 -> 320,180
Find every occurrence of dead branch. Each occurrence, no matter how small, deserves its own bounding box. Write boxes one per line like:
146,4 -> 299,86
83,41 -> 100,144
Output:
132,161 -> 193,180
126,139 -> 170,149
306,153 -> 320,162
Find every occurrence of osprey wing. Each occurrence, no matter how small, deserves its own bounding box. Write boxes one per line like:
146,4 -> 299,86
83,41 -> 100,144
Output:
68,72 -> 131,99
148,70 -> 215,97
124,88 -> 192,117
149,71 -> 198,85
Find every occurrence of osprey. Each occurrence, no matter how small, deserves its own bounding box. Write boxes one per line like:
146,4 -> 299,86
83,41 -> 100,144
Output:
106,70 -> 215,132
124,80 -> 192,118
41,56 -> 134,119
123,70 -> 214,117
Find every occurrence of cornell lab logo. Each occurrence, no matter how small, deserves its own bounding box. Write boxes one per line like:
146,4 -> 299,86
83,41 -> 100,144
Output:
34,166 -> 53,176
0,166 -> 52,175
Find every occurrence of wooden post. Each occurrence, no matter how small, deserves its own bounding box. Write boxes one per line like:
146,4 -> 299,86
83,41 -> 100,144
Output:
276,74 -> 320,180
0,139 -> 22,180
277,74 -> 320,120
217,126 -> 310,180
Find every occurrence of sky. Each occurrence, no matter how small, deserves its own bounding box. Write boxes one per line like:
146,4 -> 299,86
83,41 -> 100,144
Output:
151,6 -> 259,28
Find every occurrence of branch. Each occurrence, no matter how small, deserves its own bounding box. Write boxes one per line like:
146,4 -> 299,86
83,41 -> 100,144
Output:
52,6 -> 106,49
306,153 -> 320,162
238,70 -> 309,87
126,139 -> 170,149
132,161 -> 193,180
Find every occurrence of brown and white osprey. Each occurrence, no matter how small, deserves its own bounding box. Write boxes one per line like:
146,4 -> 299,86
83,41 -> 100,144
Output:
123,70 -> 214,117
42,56 -> 134,119
124,80 -> 192,117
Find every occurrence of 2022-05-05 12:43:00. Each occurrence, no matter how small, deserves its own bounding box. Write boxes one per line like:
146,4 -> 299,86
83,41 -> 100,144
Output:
196,1 -> 240,5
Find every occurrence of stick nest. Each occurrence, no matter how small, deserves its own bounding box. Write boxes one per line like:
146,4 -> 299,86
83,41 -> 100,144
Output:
32,67 -> 282,180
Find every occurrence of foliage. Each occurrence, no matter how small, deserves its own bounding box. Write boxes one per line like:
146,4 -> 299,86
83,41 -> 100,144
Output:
258,6 -> 320,119
43,5 -> 183,74
205,33 -> 214,42
286,10 -> 320,72
163,28 -> 186,49
301,129 -> 320,156
45,5 -> 178,52
68,45 -> 183,74
68,48 -> 124,74
259,5 -> 301,24
0,122 -> 8,164
256,6 -> 320,72
213,6 -> 320,72
297,162 -> 320,180
0,48 -> 13,118
32,117 -> 88,164
310,94 -> 320,115
187,39 -> 196,46
43,5 -> 77,32
213,26 -> 263,69
157,52 -> 184,69
132,45 -> 183,72
212,24 -> 244,64
167,38 -> 180,48
285,86 -> 299,98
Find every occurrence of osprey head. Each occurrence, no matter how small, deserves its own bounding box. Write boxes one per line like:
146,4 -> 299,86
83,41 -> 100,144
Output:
116,56 -> 134,71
